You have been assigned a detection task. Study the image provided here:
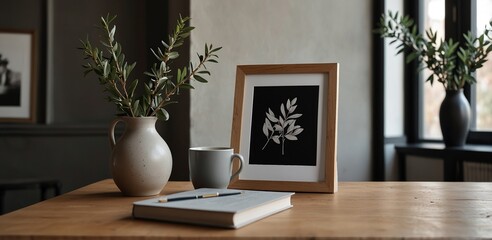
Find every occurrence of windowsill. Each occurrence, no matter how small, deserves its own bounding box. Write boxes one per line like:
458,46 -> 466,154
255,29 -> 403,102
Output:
395,143 -> 492,160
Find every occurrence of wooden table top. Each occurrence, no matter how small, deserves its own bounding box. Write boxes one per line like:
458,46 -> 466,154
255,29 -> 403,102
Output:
0,179 -> 491,239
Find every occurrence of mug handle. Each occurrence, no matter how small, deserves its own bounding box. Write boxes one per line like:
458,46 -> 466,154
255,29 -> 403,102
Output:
109,118 -> 124,150
230,153 -> 244,182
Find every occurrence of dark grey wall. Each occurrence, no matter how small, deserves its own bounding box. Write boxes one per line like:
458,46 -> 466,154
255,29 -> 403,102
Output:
0,0 -> 190,214
49,0 -> 146,124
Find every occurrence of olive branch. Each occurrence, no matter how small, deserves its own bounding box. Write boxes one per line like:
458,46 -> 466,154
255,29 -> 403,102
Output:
79,14 -> 221,121
374,11 -> 492,90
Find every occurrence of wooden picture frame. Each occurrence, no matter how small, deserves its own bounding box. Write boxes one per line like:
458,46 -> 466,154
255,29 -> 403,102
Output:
0,29 -> 37,123
229,63 -> 339,193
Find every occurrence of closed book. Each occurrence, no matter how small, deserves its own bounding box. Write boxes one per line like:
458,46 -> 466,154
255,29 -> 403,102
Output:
132,188 -> 294,229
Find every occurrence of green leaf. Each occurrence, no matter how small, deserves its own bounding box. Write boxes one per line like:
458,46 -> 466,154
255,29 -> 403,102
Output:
161,40 -> 170,49
103,60 -> 110,78
132,99 -> 140,116
426,74 -> 434,85
129,79 -> 139,97
100,40 -> 111,48
211,46 -> 222,53
144,71 -> 155,78
107,14 -> 117,24
109,25 -> 116,42
150,48 -> 160,60
83,68 -> 93,77
180,83 -> 195,89
158,76 -> 168,86
126,62 -> 136,76
179,32 -> 191,38
144,83 -> 152,95
486,44 -> 492,52
406,52 -> 419,63
177,68 -> 182,82
174,42 -> 183,48
118,53 -> 125,69
122,98 -> 131,107
181,67 -> 187,79
189,62 -> 195,73
156,108 -> 170,121
168,51 -> 179,59
194,75 -> 208,83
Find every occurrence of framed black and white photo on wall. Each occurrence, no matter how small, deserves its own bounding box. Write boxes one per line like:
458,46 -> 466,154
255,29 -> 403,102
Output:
229,63 -> 339,193
0,29 -> 36,123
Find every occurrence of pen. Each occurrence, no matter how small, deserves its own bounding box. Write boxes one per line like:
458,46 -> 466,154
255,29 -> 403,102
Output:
158,191 -> 242,203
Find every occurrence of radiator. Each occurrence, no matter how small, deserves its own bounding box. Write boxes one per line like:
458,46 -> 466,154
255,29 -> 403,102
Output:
463,161 -> 492,182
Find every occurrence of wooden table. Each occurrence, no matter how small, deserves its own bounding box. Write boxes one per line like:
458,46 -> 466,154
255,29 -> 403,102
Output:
0,179 -> 491,239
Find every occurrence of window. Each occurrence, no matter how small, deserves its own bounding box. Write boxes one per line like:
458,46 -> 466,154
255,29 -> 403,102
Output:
474,0 -> 492,131
422,0 -> 445,139
418,0 -> 492,142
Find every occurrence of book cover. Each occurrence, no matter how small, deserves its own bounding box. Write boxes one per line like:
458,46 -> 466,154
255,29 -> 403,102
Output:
132,188 -> 294,229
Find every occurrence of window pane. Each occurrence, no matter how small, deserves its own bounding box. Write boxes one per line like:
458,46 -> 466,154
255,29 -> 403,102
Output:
422,0 -> 445,139
475,0 -> 492,130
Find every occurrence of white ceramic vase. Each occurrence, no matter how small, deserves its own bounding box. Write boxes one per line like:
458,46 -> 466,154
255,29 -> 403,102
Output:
109,116 -> 172,196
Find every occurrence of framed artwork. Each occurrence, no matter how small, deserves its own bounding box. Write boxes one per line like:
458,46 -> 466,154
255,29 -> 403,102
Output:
229,63 -> 339,193
0,29 -> 36,123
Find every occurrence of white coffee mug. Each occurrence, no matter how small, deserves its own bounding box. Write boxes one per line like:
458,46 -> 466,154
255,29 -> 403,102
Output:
189,147 -> 244,189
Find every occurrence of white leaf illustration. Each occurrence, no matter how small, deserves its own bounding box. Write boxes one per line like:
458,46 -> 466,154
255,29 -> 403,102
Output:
265,118 -> 273,131
292,128 -> 304,135
285,119 -> 295,129
289,113 -> 302,119
289,105 -> 297,114
286,120 -> 296,133
287,99 -> 291,110
280,103 -> 286,118
266,109 -> 278,122
262,122 -> 269,137
274,124 -> 282,131
272,136 -> 280,144
291,97 -> 297,105
285,134 -> 298,141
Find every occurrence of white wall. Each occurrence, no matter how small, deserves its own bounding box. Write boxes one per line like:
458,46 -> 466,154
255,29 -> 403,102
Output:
190,0 -> 372,181
383,0 -> 405,181
384,0 -> 405,138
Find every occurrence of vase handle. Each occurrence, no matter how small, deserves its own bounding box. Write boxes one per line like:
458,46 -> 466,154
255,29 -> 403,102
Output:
109,118 -> 124,150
